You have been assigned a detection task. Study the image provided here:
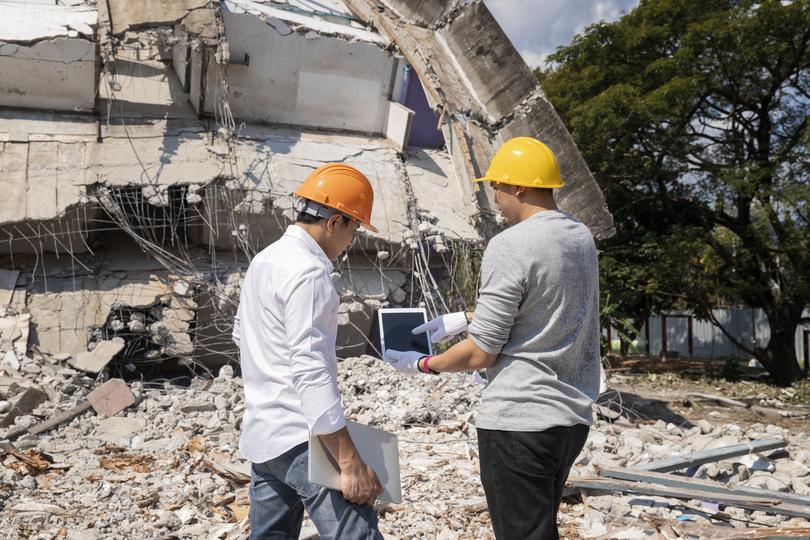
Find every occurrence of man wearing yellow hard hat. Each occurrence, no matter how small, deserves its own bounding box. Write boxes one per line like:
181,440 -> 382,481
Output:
384,137 -> 600,539
234,164 -> 384,539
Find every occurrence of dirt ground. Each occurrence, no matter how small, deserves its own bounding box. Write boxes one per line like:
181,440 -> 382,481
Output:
603,354 -> 810,433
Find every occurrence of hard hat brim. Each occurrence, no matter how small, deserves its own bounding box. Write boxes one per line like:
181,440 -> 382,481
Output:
472,176 -> 564,189
360,221 -> 379,234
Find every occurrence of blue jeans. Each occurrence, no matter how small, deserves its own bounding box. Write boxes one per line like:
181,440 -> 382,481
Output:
249,442 -> 383,540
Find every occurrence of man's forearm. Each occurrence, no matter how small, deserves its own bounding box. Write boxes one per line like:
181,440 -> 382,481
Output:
318,427 -> 361,470
421,337 -> 497,373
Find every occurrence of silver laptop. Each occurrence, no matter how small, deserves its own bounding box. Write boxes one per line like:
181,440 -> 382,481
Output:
308,421 -> 402,504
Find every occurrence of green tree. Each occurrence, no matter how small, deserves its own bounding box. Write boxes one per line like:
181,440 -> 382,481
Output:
543,0 -> 810,385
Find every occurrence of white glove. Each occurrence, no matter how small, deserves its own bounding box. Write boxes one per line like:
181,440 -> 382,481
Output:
383,349 -> 425,376
412,312 -> 468,343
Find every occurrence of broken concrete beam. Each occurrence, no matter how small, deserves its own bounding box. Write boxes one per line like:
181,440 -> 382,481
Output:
568,476 -> 810,520
69,338 -> 126,374
380,0 -> 457,26
0,387 -> 48,428
437,1 -> 538,123
634,438 -> 787,473
107,0 -> 211,35
600,468 -> 810,508
496,95 -> 615,239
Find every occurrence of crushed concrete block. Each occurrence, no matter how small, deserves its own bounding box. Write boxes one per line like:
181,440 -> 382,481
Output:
180,401 -> 216,413
0,386 -> 49,428
69,338 -> 125,373
1,350 -> 20,372
98,417 -> 147,442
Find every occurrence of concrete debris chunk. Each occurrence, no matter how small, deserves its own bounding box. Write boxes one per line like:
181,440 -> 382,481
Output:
69,338 -> 126,374
0,386 -> 48,429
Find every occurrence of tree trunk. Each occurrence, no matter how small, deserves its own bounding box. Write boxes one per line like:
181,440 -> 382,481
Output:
756,306 -> 803,387
619,337 -> 631,357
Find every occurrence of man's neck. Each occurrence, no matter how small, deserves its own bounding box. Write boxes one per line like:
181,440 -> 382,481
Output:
518,201 -> 557,222
295,222 -> 331,257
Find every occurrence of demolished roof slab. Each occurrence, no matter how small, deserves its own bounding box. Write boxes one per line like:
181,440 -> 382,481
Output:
224,0 -> 384,44
0,116 -> 483,248
343,0 -> 615,240
0,2 -> 96,42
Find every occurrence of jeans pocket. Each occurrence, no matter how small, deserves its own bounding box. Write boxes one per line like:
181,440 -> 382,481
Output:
285,449 -> 322,499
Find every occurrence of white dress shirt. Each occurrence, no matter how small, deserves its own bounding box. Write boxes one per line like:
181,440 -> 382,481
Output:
234,225 -> 346,463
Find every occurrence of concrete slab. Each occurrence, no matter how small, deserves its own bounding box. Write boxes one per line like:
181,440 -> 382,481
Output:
88,379 -> 136,417
69,338 -> 126,374
107,0 -> 210,35
0,2 -> 96,42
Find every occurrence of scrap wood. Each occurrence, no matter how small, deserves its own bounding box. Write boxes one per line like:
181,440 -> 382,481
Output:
568,476 -> 810,520
1,442 -> 52,475
688,392 -> 749,408
2,378 -> 135,442
599,467 -> 810,507
687,393 -> 810,418
715,527 -> 810,539
203,455 -> 250,484
633,438 -> 786,473
99,453 -> 153,473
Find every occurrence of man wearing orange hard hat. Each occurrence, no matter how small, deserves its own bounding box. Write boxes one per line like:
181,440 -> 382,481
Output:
384,138 -> 601,539
234,164 -> 384,539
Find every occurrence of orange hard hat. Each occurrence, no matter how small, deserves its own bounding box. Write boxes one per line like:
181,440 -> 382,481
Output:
294,163 -> 378,233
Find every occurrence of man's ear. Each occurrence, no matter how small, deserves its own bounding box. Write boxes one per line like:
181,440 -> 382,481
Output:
514,185 -> 527,199
325,214 -> 341,232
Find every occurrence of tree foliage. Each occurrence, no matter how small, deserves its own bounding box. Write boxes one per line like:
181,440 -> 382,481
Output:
542,0 -> 810,384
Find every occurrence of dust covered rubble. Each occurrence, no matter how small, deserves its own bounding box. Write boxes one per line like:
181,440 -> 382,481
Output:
0,353 -> 809,539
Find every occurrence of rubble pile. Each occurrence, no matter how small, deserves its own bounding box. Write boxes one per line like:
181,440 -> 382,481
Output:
0,353 -> 809,539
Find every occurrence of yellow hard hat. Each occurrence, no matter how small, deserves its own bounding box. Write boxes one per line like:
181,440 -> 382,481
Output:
474,137 -> 564,189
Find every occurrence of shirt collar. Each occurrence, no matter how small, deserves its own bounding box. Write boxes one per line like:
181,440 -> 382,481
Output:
284,225 -> 334,272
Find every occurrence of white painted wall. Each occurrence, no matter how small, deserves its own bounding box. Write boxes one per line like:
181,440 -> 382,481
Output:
384,101 -> 414,151
0,38 -> 95,112
219,9 -> 396,134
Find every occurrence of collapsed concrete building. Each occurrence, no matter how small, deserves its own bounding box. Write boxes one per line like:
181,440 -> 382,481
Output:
0,0 -> 613,376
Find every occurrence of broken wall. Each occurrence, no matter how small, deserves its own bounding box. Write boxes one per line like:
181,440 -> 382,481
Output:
0,3 -> 97,112
219,1 -> 397,134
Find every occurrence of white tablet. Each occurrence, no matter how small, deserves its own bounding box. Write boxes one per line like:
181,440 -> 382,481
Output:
377,307 -> 433,357
308,421 -> 402,504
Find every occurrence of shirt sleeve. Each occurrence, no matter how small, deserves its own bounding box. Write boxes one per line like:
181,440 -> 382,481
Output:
467,236 -> 525,355
283,267 -> 346,436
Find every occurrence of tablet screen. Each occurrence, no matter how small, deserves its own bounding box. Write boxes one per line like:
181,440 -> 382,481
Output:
380,311 -> 432,355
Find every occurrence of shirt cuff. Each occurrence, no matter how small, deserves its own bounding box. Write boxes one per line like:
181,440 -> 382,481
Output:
307,394 -> 347,436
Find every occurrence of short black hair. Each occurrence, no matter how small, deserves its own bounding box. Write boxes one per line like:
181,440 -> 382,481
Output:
296,212 -> 351,225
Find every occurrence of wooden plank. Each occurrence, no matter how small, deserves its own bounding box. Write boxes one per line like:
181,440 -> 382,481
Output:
600,468 -> 810,507
568,477 -> 810,520
2,379 -> 133,441
634,438 -> 786,473
689,392 -> 748,408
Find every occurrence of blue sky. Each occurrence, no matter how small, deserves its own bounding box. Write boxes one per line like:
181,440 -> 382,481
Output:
484,0 -> 640,68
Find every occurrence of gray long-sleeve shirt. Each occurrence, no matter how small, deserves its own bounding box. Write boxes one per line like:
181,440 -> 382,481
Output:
468,210 -> 600,432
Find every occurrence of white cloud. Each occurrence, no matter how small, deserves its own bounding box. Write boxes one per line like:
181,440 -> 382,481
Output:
484,0 -> 639,68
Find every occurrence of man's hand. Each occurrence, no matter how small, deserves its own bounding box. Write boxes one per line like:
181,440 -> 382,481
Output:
383,349 -> 424,375
412,312 -> 468,343
318,427 -> 383,506
339,455 -> 384,506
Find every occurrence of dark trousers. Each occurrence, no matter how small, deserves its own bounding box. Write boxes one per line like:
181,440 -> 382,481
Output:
477,424 -> 590,540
